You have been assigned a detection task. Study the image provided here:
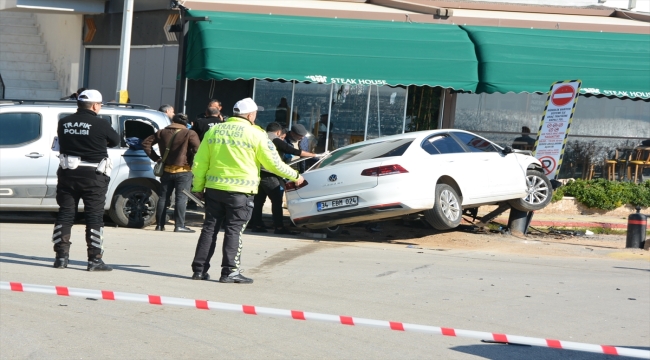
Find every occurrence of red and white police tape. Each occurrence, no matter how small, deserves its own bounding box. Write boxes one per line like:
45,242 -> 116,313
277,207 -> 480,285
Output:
2,281 -> 648,359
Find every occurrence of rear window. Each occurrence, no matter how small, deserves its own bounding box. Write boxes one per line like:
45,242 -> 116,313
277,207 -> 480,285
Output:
421,134 -> 465,155
312,138 -> 413,169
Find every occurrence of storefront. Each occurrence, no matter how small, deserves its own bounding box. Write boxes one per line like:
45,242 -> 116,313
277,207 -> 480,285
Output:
183,10 -> 478,150
180,7 -> 649,179
452,26 -> 650,179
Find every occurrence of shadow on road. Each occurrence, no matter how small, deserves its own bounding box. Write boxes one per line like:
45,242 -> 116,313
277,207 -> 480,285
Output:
0,252 -> 189,280
613,266 -> 650,272
451,343 -> 648,360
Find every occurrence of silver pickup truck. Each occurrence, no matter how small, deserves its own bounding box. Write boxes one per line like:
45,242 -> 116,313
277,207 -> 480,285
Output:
0,100 -> 171,228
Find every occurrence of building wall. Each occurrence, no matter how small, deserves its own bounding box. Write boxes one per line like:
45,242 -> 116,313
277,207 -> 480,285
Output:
86,45 -> 178,107
34,13 -> 83,96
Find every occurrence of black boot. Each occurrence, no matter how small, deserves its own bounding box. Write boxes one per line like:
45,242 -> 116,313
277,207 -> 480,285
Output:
87,258 -> 112,272
53,255 -> 69,269
219,271 -> 253,284
52,224 -> 72,260
191,272 -> 210,280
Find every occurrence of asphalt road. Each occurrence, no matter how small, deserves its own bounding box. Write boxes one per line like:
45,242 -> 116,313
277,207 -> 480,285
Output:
1,220 -> 649,359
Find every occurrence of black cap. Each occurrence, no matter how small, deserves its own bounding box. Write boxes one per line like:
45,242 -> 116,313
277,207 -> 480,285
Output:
291,124 -> 308,136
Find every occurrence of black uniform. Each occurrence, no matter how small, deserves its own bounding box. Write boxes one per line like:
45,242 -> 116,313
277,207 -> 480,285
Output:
192,116 -> 222,141
250,136 -> 302,230
52,108 -> 120,265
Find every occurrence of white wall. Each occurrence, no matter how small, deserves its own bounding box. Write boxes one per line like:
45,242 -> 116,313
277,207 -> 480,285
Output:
33,13 -> 83,96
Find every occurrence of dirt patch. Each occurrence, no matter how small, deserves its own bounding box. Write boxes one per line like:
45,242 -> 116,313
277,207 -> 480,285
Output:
324,221 -> 650,261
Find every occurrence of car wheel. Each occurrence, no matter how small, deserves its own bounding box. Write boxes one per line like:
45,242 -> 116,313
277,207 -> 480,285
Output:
424,184 -> 462,231
508,169 -> 552,212
323,225 -> 342,238
109,186 -> 158,228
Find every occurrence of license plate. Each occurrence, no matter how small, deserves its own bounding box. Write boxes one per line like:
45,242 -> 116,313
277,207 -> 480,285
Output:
317,196 -> 358,212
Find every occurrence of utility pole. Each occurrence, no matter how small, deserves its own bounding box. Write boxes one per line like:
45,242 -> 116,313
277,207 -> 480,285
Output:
116,0 -> 134,103
170,1 -> 208,113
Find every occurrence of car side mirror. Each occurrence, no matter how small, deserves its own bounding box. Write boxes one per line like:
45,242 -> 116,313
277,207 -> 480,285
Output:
502,146 -> 514,155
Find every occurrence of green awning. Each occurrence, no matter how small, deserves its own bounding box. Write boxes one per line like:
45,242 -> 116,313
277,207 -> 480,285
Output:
461,26 -> 650,100
185,11 -> 478,91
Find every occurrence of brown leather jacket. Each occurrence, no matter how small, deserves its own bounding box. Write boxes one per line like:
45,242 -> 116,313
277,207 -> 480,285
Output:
142,123 -> 201,167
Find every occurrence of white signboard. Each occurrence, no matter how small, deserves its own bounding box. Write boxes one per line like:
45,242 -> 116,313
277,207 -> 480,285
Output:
533,80 -> 582,180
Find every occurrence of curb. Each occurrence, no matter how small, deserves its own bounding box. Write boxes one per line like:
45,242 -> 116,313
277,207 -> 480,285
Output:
494,219 -> 629,230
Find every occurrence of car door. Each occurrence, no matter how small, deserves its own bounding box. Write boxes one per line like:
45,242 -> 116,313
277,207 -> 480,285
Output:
419,133 -> 487,204
0,111 -> 52,207
450,131 -> 525,198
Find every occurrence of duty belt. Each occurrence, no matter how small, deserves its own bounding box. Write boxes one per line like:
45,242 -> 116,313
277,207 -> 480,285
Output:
78,161 -> 99,167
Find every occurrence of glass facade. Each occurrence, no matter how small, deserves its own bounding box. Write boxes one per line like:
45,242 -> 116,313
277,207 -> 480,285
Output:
454,93 -> 650,180
253,80 -> 408,153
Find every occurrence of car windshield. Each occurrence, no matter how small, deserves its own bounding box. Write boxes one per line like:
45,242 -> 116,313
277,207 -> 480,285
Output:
312,138 -> 414,169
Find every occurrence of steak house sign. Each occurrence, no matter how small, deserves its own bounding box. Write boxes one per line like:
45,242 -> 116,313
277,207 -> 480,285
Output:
305,75 -> 387,86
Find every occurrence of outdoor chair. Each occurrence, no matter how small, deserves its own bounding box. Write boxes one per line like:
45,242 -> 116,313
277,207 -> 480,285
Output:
627,147 -> 650,183
603,150 -> 618,181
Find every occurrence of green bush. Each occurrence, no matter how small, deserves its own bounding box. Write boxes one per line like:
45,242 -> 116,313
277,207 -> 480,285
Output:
559,179 -> 650,210
551,187 -> 565,203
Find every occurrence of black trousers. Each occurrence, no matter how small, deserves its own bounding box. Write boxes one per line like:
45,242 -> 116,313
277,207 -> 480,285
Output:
250,175 -> 285,229
156,171 -> 192,228
191,188 -> 253,276
52,167 -> 109,260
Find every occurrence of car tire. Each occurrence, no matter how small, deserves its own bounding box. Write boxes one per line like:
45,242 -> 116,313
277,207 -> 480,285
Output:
109,186 -> 158,228
323,225 -> 343,238
424,184 -> 462,231
508,169 -> 552,212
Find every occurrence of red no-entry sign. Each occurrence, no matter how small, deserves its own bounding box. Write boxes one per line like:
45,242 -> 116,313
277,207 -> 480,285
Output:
551,85 -> 576,107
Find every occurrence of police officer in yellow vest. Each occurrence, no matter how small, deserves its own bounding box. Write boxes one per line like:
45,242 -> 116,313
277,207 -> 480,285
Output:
191,98 -> 304,284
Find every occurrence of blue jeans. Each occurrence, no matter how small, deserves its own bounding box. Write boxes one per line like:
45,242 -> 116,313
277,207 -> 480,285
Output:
156,171 -> 192,228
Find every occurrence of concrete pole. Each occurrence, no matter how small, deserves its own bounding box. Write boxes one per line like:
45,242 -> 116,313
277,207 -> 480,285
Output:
116,0 -> 134,103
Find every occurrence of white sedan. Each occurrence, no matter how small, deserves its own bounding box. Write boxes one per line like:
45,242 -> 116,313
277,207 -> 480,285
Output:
285,129 -> 551,235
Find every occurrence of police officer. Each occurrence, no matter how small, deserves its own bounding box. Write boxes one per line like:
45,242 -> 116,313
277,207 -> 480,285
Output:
191,98 -> 304,284
52,89 -> 120,271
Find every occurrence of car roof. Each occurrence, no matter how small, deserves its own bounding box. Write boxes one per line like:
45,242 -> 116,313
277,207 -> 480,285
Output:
348,129 -> 479,145
0,100 -> 168,121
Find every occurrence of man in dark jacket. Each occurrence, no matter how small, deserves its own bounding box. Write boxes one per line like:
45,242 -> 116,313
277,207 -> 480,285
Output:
143,114 -> 201,233
52,89 -> 120,271
192,107 -> 222,141
249,122 -> 317,234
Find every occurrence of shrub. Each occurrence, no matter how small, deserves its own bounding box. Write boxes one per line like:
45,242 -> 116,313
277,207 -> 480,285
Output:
560,179 -> 650,210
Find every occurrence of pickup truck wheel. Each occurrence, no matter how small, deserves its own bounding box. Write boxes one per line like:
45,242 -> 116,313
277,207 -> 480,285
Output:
424,184 -> 462,231
508,170 -> 552,211
109,186 -> 158,228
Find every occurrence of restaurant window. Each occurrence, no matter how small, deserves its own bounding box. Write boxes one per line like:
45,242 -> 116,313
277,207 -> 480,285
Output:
366,85 -> 407,140
453,93 -> 650,180
292,82 -> 332,153
329,84 -> 371,151
252,80 -> 293,131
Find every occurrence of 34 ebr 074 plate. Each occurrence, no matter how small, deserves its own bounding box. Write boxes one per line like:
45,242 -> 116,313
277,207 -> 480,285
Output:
317,196 -> 359,212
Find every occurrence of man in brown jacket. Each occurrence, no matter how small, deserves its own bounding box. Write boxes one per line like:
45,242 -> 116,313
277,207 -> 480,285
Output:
143,114 -> 201,233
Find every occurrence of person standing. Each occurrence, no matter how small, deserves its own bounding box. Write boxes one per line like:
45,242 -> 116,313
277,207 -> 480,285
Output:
190,98 -> 304,284
142,114 -> 201,233
158,104 -> 175,120
192,107 -> 223,141
52,90 -> 120,271
249,122 -> 316,234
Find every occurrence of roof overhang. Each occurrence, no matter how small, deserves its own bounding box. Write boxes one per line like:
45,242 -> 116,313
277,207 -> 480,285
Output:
181,0 -> 649,34
0,0 -> 104,14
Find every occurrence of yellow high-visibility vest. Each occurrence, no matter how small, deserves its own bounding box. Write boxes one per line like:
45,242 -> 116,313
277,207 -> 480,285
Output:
192,116 -> 299,194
